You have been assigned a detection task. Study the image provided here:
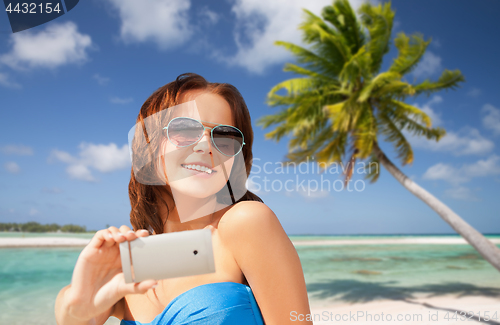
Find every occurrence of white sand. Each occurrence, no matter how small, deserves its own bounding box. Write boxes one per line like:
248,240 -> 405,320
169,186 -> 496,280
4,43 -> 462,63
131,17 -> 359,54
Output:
293,238 -> 500,246
102,295 -> 500,324
308,295 -> 500,324
0,236 -> 499,247
0,237 -> 91,247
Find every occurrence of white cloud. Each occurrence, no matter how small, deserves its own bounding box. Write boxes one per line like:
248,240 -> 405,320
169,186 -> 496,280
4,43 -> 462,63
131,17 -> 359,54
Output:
482,104 -> 500,135
0,144 -> 33,155
422,163 -> 468,185
198,7 -> 219,25
110,96 -> 133,104
67,164 -> 96,182
0,72 -> 21,89
412,95 -> 443,126
407,97 -> 494,156
444,186 -> 479,201
410,127 -> 494,156
431,39 -> 441,48
49,143 -> 130,182
29,208 -> 39,216
79,143 -> 131,172
1,22 -> 92,70
220,0 -> 367,74
105,0 -> 192,49
4,161 -> 20,174
423,155 -> 500,185
412,51 -> 442,79
466,87 -> 481,97
93,74 -> 110,86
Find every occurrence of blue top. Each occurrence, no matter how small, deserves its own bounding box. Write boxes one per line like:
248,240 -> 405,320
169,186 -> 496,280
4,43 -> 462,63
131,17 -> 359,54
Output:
120,282 -> 264,325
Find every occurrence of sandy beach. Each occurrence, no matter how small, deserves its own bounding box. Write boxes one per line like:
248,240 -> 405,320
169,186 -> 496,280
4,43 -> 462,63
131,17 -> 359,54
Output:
101,295 -> 500,325
294,238 -> 500,246
308,294 -> 500,324
1,236 -> 499,247
0,237 -> 91,247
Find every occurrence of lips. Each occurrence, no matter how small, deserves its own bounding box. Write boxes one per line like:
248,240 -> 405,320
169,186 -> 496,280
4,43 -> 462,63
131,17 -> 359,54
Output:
180,163 -> 217,175
182,161 -> 213,169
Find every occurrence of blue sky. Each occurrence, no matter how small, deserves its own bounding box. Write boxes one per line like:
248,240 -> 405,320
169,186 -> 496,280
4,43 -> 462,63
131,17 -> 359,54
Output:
0,0 -> 499,235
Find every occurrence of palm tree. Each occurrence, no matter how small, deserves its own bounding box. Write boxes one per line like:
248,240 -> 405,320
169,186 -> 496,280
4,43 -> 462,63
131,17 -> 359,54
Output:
257,0 -> 500,271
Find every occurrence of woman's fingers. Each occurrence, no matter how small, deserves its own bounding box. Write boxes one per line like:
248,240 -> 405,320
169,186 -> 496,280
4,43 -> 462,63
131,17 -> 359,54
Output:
89,229 -> 115,249
119,225 -> 138,242
108,226 -> 127,244
91,226 -> 150,248
117,277 -> 158,296
136,229 -> 150,237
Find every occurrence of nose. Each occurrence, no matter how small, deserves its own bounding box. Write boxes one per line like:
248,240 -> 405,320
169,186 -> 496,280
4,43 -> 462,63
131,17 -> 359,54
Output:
192,128 -> 213,154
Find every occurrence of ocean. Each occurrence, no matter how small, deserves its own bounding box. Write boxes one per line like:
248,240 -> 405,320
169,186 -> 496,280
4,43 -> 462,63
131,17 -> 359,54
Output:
1,233 -> 499,324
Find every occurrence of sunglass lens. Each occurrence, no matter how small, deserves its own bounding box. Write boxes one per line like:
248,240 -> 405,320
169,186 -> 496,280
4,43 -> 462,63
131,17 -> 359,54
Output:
213,126 -> 244,156
168,118 -> 203,147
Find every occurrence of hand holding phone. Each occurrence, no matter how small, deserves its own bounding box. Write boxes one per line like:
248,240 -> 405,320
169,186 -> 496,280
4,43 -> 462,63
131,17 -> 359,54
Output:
57,227 -> 158,323
119,228 -> 216,283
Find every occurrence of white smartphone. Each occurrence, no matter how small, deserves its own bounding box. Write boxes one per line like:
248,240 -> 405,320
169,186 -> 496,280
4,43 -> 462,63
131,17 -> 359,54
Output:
119,228 -> 215,283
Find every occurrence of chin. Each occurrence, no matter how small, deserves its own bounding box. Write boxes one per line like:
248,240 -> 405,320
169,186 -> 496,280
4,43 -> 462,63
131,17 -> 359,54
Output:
169,185 -> 219,199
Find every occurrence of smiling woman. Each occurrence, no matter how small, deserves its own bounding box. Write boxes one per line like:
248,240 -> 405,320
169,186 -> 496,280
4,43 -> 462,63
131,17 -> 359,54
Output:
54,73 -> 313,325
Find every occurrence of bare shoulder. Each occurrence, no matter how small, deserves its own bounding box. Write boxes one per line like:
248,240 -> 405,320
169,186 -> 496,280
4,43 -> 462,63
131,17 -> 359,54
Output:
218,201 -> 285,240
217,200 -> 294,263
217,201 -> 312,324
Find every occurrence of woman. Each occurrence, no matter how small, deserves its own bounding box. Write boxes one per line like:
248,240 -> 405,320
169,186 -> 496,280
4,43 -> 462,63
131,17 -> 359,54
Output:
55,73 -> 313,325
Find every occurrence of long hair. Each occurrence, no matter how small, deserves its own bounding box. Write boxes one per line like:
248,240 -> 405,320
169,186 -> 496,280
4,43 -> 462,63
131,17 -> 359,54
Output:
128,73 -> 263,234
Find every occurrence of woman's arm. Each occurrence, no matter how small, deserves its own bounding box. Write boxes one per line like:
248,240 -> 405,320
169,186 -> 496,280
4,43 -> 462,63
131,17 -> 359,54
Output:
54,227 -> 157,325
219,201 -> 313,325
55,284 -> 115,325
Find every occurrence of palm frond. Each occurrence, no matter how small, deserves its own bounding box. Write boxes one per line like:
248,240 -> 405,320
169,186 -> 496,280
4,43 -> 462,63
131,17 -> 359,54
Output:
358,1 -> 395,74
268,77 -> 317,98
313,131 -> 348,165
388,99 -> 432,127
352,103 -> 377,159
358,71 -> 401,102
300,9 -> 350,64
381,101 -> 446,141
339,46 -> 372,89
378,112 -> 414,165
288,120 -> 333,155
321,0 -> 366,55
283,63 -> 336,82
374,80 -> 415,98
274,41 -> 342,77
389,32 -> 430,76
413,69 -> 465,97
362,153 -> 381,183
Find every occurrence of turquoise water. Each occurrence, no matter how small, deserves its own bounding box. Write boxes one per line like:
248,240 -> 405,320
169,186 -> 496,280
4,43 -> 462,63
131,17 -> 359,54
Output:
1,235 -> 499,324
298,243 -> 500,307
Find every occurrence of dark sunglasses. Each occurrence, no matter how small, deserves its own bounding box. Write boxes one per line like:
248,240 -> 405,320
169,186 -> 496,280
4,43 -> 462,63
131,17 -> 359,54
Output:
162,117 -> 245,157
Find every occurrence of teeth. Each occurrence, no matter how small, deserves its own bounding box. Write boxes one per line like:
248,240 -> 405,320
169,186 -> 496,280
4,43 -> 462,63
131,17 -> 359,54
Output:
182,164 -> 214,174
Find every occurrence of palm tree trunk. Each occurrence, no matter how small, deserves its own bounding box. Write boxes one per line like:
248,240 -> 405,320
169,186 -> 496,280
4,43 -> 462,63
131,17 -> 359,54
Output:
372,141 -> 500,272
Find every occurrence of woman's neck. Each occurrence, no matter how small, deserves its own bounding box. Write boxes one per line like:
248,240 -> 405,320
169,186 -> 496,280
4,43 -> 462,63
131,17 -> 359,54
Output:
163,206 -> 217,232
